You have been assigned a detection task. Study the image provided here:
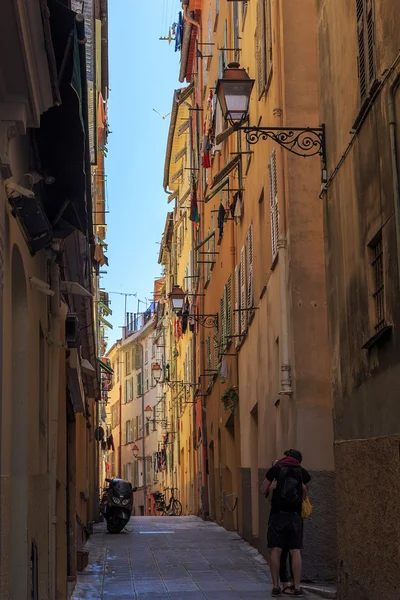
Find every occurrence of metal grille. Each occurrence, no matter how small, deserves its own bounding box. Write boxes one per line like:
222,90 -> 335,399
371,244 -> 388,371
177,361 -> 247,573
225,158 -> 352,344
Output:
372,238 -> 384,331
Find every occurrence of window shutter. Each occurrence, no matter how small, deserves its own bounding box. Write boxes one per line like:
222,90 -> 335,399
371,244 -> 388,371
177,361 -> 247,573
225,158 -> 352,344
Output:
247,225 -> 254,311
240,246 -> 247,332
226,277 -> 232,338
133,418 -> 137,440
133,461 -> 138,487
256,0 -> 266,99
356,0 -> 366,99
130,420 -> 133,442
220,295 -> 225,353
269,148 -> 279,261
138,414 -> 143,438
206,336 -> 212,388
357,0 -> 375,101
266,0 -> 273,84
234,265 -> 240,348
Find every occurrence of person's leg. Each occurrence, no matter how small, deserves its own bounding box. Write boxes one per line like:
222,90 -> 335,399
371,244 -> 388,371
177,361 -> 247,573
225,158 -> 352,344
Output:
268,513 -> 285,593
288,513 -> 303,594
289,549 -> 302,591
270,547 -> 283,591
280,548 -> 290,591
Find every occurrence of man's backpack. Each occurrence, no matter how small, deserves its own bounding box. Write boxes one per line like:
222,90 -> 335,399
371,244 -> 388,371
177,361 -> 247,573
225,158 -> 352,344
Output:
275,466 -> 302,510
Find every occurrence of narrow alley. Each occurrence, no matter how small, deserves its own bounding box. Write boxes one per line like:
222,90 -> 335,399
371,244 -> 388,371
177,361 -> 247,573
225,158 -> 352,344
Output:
72,517 -> 322,600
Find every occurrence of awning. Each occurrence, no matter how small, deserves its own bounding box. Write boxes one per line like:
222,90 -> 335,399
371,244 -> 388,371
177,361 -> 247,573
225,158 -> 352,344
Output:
97,358 -> 113,375
204,177 -> 229,203
99,315 -> 113,329
36,0 -> 89,238
212,154 -> 241,188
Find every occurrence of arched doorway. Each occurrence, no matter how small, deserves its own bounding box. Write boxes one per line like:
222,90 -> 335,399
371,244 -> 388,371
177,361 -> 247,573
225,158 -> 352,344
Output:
11,245 -> 29,598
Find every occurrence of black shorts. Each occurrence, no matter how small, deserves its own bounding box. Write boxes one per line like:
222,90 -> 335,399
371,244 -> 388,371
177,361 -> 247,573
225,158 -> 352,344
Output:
267,512 -> 303,550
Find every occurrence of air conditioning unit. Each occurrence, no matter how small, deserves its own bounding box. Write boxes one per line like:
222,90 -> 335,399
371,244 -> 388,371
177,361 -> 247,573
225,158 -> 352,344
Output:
66,314 -> 80,348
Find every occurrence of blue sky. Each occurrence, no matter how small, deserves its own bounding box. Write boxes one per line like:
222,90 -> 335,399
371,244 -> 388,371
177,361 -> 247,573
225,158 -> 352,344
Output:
104,0 -> 181,345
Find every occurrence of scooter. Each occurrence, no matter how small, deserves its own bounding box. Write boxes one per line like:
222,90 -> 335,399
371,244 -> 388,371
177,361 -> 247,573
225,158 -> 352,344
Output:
102,478 -> 137,533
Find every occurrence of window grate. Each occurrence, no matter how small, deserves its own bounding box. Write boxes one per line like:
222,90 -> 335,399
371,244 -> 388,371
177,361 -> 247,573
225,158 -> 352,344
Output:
372,238 -> 384,331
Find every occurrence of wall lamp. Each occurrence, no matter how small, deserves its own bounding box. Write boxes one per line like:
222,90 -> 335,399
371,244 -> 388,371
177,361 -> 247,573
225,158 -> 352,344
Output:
169,285 -> 218,329
216,63 -> 327,182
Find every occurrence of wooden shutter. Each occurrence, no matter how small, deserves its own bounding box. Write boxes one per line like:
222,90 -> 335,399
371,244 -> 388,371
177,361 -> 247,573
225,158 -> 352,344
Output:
240,246 -> 247,332
226,276 -> 232,338
220,295 -> 226,353
269,148 -> 279,261
133,418 -> 137,440
133,461 -> 138,487
265,0 -> 273,85
256,0 -> 266,99
234,265 -> 240,347
357,0 -> 375,101
247,225 -> 254,311
206,335 -> 212,388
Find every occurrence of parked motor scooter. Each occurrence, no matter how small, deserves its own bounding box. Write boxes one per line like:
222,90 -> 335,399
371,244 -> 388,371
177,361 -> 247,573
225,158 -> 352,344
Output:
102,478 -> 137,533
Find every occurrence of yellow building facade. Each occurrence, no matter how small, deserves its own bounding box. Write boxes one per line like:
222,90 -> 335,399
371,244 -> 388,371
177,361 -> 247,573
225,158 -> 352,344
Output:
156,0 -> 336,580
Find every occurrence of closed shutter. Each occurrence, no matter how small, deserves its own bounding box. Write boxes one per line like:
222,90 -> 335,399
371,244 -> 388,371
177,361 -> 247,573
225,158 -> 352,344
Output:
220,295 -> 225,353
226,276 -> 232,338
234,265 -> 240,348
138,414 -> 143,438
357,0 -> 376,101
247,225 -> 254,311
206,336 -> 212,388
240,246 -> 247,332
133,418 -> 137,440
269,148 -> 279,261
130,419 -> 133,442
256,0 -> 266,99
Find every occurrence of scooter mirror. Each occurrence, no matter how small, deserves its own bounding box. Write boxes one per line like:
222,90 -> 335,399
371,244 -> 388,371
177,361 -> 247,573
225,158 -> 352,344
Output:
105,478 -> 112,483
132,487 -> 138,492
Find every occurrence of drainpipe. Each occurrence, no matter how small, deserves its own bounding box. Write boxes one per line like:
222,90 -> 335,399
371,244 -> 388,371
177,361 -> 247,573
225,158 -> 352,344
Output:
389,73 -> 400,289
140,341 -> 146,512
118,381 -> 122,477
182,2 -> 201,29
48,246 -> 67,599
275,0 -> 292,396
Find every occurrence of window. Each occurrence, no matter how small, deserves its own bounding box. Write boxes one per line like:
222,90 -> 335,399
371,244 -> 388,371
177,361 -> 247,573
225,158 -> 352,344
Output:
146,457 -> 152,487
247,225 -> 254,313
356,0 -> 376,101
136,372 -> 142,397
111,402 -> 120,429
219,276 -> 232,355
233,1 -> 240,62
125,350 -> 131,375
234,264 -> 241,348
256,0 -> 273,99
269,148 -> 279,262
206,336 -> 212,388
125,420 -> 133,444
371,235 -> 384,332
145,367 -> 149,392
153,408 -> 157,432
240,245 -> 247,333
144,346 -> 149,365
124,378 -> 133,403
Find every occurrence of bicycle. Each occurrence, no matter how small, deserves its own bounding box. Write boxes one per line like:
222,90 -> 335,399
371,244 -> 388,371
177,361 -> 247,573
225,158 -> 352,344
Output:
153,487 -> 182,516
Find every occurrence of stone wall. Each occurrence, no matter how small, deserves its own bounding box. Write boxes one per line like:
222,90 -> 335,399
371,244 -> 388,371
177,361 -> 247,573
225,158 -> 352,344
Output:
335,435 -> 400,600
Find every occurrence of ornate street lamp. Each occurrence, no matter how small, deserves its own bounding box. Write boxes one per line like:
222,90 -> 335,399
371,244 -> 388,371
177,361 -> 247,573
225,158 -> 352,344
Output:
169,285 -> 185,315
216,62 -> 327,181
168,284 -> 218,328
151,361 -> 162,383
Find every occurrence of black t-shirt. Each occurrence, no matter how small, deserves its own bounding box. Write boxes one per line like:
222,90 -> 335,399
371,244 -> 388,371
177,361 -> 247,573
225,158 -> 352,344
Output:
266,465 -> 311,515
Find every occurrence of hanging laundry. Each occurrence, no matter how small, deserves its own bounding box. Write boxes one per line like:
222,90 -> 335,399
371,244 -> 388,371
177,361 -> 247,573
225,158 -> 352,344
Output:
202,136 -> 211,168
174,12 -> 183,52
218,355 -> 229,383
218,202 -> 226,237
234,192 -> 243,224
189,187 -> 200,223
181,299 -> 189,334
230,193 -> 238,218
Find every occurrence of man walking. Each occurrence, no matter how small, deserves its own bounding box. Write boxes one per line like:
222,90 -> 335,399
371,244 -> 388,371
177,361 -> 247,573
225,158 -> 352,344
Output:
261,449 -> 310,596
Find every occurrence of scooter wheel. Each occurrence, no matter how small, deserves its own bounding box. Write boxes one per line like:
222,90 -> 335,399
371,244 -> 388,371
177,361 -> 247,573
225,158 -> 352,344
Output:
107,518 -> 126,534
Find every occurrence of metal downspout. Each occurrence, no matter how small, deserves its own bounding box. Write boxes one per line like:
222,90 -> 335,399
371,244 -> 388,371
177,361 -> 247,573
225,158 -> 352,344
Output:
275,0 -> 292,396
388,73 -> 400,289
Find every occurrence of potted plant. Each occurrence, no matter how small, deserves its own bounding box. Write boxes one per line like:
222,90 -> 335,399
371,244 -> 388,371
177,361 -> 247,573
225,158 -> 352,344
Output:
220,385 -> 239,414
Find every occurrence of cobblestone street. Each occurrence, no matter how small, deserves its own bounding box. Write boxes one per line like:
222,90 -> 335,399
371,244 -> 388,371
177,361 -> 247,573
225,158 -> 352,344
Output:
72,517 -> 323,599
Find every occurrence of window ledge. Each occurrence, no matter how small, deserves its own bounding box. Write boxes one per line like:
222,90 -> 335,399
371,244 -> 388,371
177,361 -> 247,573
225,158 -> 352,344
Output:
362,323 -> 392,350
270,253 -> 278,271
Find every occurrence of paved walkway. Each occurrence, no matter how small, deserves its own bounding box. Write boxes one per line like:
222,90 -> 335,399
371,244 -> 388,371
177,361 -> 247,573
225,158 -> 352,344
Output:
72,516 -> 320,599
